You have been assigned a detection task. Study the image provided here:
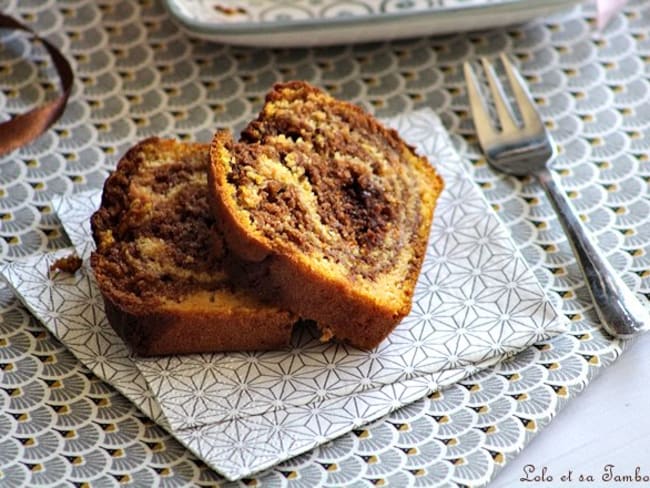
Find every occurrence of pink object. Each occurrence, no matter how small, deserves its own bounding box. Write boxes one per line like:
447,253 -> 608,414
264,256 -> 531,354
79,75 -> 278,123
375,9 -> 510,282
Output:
597,0 -> 627,29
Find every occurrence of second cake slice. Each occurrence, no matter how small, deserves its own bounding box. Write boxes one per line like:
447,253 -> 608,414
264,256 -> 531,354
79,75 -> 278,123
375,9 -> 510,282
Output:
91,138 -> 297,355
208,81 -> 444,349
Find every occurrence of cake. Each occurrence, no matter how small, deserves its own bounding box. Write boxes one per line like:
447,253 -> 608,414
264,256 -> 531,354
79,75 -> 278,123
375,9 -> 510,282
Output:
90,138 -> 296,356
208,81 -> 444,349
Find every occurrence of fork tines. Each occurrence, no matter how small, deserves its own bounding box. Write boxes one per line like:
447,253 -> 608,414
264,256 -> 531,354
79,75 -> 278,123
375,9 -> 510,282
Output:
463,54 -> 545,138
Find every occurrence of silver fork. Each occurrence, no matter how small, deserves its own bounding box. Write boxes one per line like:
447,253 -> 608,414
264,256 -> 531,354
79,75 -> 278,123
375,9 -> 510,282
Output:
464,53 -> 650,338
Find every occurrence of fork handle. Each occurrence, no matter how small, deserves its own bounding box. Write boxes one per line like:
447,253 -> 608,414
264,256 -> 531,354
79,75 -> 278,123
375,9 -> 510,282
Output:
536,167 -> 650,338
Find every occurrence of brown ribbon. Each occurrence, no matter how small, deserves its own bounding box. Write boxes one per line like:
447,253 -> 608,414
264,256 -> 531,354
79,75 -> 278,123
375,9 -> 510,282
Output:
0,13 -> 73,156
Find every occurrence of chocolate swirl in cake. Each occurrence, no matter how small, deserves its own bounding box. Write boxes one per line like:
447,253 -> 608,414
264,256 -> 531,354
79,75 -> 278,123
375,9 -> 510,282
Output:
230,92 -> 423,281
92,139 -> 227,303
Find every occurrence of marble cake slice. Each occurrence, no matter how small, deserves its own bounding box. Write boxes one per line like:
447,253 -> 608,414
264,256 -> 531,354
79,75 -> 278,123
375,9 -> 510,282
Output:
91,138 -> 296,355
208,81 -> 444,349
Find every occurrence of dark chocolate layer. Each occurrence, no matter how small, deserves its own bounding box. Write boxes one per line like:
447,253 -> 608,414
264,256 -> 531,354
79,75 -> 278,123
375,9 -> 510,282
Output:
226,84 -> 424,279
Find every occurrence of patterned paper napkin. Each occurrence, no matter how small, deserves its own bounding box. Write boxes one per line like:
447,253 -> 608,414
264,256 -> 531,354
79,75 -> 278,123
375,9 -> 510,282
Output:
1,109 -> 566,480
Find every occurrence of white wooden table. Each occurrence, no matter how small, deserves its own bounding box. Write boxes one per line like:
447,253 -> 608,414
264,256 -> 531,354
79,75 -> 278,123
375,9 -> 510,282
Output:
493,332 -> 650,487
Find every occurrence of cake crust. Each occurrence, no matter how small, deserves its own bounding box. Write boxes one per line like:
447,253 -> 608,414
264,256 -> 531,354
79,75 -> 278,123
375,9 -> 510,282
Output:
208,81 -> 444,349
91,138 -> 296,356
